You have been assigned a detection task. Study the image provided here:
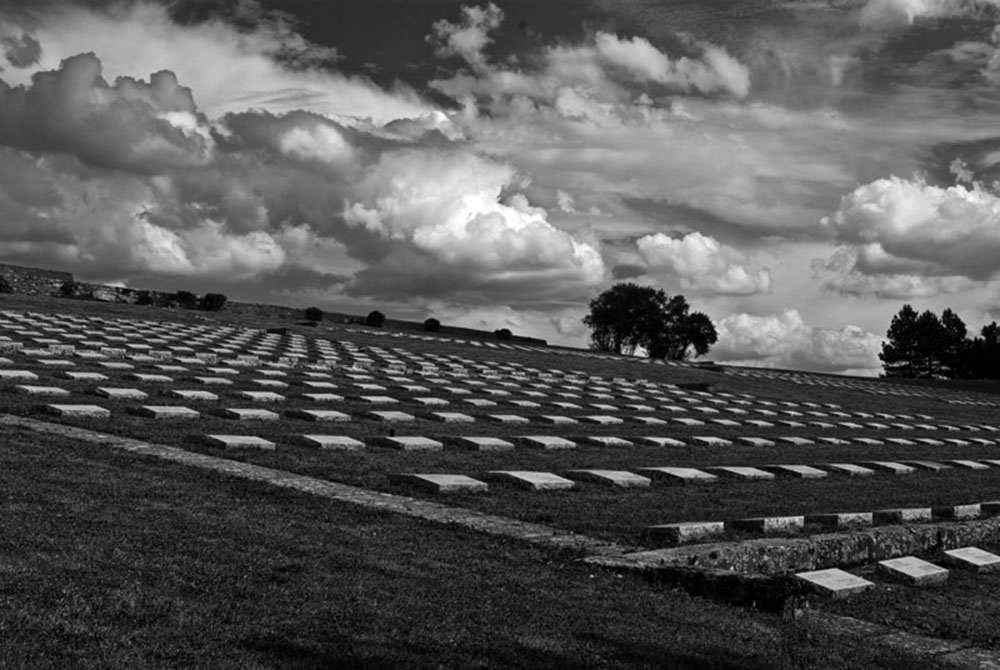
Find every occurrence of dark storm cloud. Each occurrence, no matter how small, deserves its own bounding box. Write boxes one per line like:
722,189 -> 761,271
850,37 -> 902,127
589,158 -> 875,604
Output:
2,33 -> 41,68
0,53 -> 210,173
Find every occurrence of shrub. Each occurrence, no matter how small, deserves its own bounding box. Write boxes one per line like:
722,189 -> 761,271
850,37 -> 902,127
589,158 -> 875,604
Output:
135,290 -> 154,306
365,310 -> 386,327
494,328 -> 512,341
199,293 -> 227,312
424,317 -> 441,332
304,306 -> 324,322
174,290 -> 199,309
0,276 -> 12,294
59,280 -> 77,298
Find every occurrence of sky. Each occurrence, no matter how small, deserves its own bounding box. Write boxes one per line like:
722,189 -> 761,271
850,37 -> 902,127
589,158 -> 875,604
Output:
2,0 -> 1000,375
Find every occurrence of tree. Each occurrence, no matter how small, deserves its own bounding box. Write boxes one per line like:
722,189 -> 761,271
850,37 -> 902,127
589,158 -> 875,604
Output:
880,305 -> 966,378
583,283 -> 717,360
199,293 -> 227,312
365,310 -> 386,327
304,306 -> 324,321
0,276 -> 12,293
424,317 -> 441,332
174,290 -> 198,309
494,327 -> 512,341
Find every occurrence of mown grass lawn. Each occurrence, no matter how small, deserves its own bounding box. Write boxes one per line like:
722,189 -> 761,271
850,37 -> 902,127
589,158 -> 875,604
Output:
1,424 -> 918,670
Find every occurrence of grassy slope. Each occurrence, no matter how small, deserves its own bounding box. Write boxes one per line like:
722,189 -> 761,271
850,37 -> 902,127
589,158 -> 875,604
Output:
1,425 -> 911,670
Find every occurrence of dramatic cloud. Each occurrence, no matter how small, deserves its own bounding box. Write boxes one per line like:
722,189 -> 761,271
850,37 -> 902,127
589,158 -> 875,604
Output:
859,0 -> 1000,29
819,176 -> 1000,297
428,2 -> 504,72
2,33 -> 41,68
636,232 -> 771,295
712,309 -> 884,375
343,150 -> 606,297
1,1 -> 431,124
0,53 -> 212,173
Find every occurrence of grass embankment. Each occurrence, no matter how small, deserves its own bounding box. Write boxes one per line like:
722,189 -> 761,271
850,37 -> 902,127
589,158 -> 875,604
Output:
2,425 -> 909,669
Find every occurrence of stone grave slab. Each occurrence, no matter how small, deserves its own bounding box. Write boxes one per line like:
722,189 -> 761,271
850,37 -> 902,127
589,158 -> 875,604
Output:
287,409 -> 350,422
673,417 -> 706,427
638,437 -> 686,448
222,408 -> 280,421
379,436 -> 444,451
942,547 -> 1000,572
508,400 -> 541,408
947,460 -> 989,470
359,395 -> 400,404
567,470 -> 650,488
63,371 -> 108,381
582,436 -> 634,448
129,373 -> 173,383
366,411 -> 416,422
449,436 -> 515,451
639,466 -> 719,484
540,415 -> 578,425
902,460 -> 952,472
96,387 -> 148,400
628,416 -> 668,426
805,512 -> 873,529
46,404 -> 110,418
764,464 -> 827,479
822,463 -> 875,477
518,435 -> 576,450
776,437 -> 815,446
795,569 -> 874,598
706,466 -> 775,480
136,405 -> 200,420
873,507 -> 932,523
862,461 -> 915,475
486,471 -> 575,491
427,412 -> 475,423
15,385 -> 70,396
744,419 -> 775,428
193,377 -> 233,386
485,414 -> 530,425
237,391 -> 287,403
877,556 -> 948,586
691,436 -> 733,447
298,435 -> 365,450
731,516 -> 804,534
580,415 -> 624,425
0,370 -> 39,381
646,521 -> 725,545
709,419 -> 741,427
301,393 -> 345,402
204,434 -> 275,450
852,438 -> 884,447
36,359 -> 75,367
932,504 -> 981,520
390,473 -> 488,493
462,399 -> 498,408
411,397 -> 449,406
737,437 -> 775,447
303,381 -> 339,390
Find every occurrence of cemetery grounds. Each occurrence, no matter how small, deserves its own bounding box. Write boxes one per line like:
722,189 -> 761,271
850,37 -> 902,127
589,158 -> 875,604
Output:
3,294 -> 1000,668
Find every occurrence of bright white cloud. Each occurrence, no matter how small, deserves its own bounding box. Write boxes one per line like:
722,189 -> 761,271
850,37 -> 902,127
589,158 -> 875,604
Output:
428,2 -> 504,71
637,232 -> 771,295
343,150 -> 606,291
821,176 -> 1000,295
712,309 -> 884,375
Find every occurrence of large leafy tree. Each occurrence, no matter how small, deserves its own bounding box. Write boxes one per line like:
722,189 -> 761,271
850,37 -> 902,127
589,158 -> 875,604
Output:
583,283 -> 717,360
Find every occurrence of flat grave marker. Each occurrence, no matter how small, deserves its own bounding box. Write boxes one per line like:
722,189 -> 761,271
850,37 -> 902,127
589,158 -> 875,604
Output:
566,470 -> 651,488
942,547 -> 1000,572
486,471 -> 575,491
795,569 -> 874,598
204,434 -> 276,450
298,435 -> 365,450
877,556 -> 948,586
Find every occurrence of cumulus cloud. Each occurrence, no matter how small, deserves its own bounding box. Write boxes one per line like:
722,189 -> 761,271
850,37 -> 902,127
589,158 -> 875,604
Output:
343,150 -> 606,297
636,232 -> 771,295
712,309 -> 884,375
428,2 -> 504,72
0,53 -> 212,173
1,1 -> 431,125
819,176 -> 1000,296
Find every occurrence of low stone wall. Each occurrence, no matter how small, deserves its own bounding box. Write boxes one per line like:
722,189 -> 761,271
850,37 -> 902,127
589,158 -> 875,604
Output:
0,263 -> 73,297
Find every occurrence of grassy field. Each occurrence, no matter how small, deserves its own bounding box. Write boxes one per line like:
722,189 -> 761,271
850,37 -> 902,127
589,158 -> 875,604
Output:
5,292 -> 1000,666
1,422 -> 916,669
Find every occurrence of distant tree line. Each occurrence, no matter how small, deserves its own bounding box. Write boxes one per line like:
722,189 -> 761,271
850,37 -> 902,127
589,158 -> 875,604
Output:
881,304 -> 1000,379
